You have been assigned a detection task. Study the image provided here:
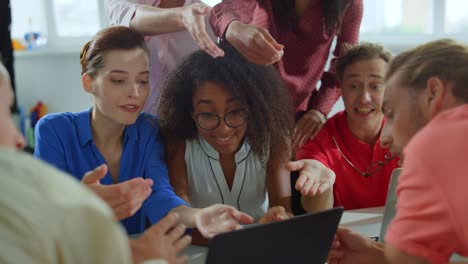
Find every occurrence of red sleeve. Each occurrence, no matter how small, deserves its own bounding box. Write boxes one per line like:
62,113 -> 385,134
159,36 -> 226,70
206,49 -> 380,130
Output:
296,133 -> 331,169
308,0 -> 363,115
209,0 -> 259,38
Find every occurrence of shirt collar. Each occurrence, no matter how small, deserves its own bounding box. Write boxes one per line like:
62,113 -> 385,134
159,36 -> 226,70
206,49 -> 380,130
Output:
77,107 -> 140,147
77,107 -> 93,147
339,111 -> 384,149
124,117 -> 139,142
197,136 -> 251,163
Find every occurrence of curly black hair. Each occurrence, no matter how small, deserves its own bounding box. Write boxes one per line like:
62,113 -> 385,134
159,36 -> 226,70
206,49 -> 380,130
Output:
158,45 -> 294,161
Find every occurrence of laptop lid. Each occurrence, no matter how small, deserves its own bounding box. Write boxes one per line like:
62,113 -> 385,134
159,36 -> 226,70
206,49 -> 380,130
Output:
379,168 -> 402,243
206,207 -> 343,264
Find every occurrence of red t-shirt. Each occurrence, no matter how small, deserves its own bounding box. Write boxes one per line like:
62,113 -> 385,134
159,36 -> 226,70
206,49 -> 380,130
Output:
297,111 -> 399,210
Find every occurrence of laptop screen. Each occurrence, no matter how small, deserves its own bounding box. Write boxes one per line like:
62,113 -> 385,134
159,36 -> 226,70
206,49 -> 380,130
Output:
206,207 -> 343,264
379,168 -> 402,243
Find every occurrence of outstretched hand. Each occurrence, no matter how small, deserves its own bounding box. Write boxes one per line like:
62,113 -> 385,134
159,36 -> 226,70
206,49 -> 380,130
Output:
328,227 -> 384,264
181,3 -> 224,58
81,164 -> 153,220
225,21 -> 284,65
288,159 -> 335,197
259,206 -> 292,224
130,213 -> 191,264
195,204 -> 254,238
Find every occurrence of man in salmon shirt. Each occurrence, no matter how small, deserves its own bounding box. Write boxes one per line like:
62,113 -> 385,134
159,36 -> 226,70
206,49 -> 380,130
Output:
324,38 -> 468,263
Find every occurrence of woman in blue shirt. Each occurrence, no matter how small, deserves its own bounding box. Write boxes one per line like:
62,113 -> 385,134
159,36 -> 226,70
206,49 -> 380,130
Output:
34,26 -> 253,235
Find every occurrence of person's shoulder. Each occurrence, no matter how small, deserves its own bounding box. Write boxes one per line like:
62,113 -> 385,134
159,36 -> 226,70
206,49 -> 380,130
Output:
37,110 -> 87,130
316,111 -> 342,140
135,112 -> 160,131
406,105 -> 468,154
325,111 -> 344,126
131,112 -> 163,145
348,0 -> 363,9
0,148 -> 112,213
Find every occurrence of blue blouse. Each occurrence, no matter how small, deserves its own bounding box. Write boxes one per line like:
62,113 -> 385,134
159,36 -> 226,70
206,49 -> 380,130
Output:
34,108 -> 188,234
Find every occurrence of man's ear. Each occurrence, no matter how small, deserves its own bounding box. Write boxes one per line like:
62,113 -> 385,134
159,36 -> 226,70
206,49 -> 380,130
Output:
82,73 -> 93,93
424,76 -> 446,118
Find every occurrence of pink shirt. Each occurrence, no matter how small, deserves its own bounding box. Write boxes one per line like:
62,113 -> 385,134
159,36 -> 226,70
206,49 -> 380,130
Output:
210,0 -> 363,114
105,0 -> 216,114
386,104 -> 468,263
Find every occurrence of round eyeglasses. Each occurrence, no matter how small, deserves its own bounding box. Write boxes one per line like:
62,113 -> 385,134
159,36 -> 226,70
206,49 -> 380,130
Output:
332,136 -> 396,178
194,109 -> 247,130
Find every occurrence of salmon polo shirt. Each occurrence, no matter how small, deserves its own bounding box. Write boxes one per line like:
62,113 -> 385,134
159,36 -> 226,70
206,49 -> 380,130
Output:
386,104 -> 468,263
297,111 -> 399,210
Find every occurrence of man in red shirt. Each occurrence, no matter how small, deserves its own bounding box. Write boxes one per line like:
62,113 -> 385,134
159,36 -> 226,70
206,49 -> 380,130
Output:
293,42 -> 399,211
210,0 -> 363,148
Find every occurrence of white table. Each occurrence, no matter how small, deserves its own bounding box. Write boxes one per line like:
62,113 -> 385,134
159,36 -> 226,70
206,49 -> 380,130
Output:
184,207 -> 385,264
340,206 -> 384,238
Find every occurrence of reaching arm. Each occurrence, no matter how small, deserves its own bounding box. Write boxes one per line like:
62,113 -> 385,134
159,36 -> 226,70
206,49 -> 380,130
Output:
384,244 -> 430,264
308,0 -> 363,115
105,0 -> 223,57
210,0 -> 282,65
266,146 -> 292,212
209,0 -> 258,38
288,159 -> 334,212
166,138 -> 191,203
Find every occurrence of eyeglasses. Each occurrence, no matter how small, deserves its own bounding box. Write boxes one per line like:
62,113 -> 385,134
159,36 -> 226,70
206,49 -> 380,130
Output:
332,136 -> 395,178
194,109 -> 247,130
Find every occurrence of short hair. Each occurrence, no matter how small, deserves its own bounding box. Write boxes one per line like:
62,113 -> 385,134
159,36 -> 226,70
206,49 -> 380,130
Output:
79,26 -> 149,77
385,38 -> 468,102
158,45 -> 294,160
335,42 -> 393,82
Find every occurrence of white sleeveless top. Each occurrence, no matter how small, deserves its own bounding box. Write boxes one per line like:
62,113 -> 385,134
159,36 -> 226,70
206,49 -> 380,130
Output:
185,137 -> 269,221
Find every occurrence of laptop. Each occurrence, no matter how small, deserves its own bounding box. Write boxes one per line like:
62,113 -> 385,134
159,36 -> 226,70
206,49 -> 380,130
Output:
205,207 -> 343,264
378,168 -> 401,243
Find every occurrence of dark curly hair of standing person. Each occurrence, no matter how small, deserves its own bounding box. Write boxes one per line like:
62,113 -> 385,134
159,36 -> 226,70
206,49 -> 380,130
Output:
158,45 -> 294,161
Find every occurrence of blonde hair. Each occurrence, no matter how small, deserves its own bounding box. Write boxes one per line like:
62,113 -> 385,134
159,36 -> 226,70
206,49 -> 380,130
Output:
385,38 -> 468,102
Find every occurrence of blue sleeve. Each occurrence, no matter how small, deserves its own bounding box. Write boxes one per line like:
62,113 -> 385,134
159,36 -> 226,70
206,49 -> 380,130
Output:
34,116 -> 68,172
143,129 -> 190,224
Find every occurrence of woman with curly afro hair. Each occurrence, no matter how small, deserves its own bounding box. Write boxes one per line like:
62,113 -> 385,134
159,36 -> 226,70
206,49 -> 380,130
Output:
158,46 -> 295,243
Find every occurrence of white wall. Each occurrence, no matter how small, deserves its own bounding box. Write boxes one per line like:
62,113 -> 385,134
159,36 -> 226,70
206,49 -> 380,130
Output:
14,49 -> 92,114
13,48 -> 348,116
7,39 -> 452,116
12,44 -> 403,115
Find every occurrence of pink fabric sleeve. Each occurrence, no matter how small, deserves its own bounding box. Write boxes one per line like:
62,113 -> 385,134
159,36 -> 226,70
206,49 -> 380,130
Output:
308,0 -> 363,115
385,132 -> 457,264
209,0 -> 258,38
105,0 -> 159,27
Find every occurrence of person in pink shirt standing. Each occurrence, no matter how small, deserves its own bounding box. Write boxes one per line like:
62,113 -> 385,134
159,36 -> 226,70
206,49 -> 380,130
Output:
326,38 -> 468,263
105,0 -> 224,114
210,0 -> 363,148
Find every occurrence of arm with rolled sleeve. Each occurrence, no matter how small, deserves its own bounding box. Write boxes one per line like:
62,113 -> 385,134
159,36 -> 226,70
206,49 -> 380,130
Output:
308,0 -> 363,115
105,0 -> 156,27
296,137 -> 334,212
209,0 -> 258,38
33,116 -> 68,172
142,133 -> 189,225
